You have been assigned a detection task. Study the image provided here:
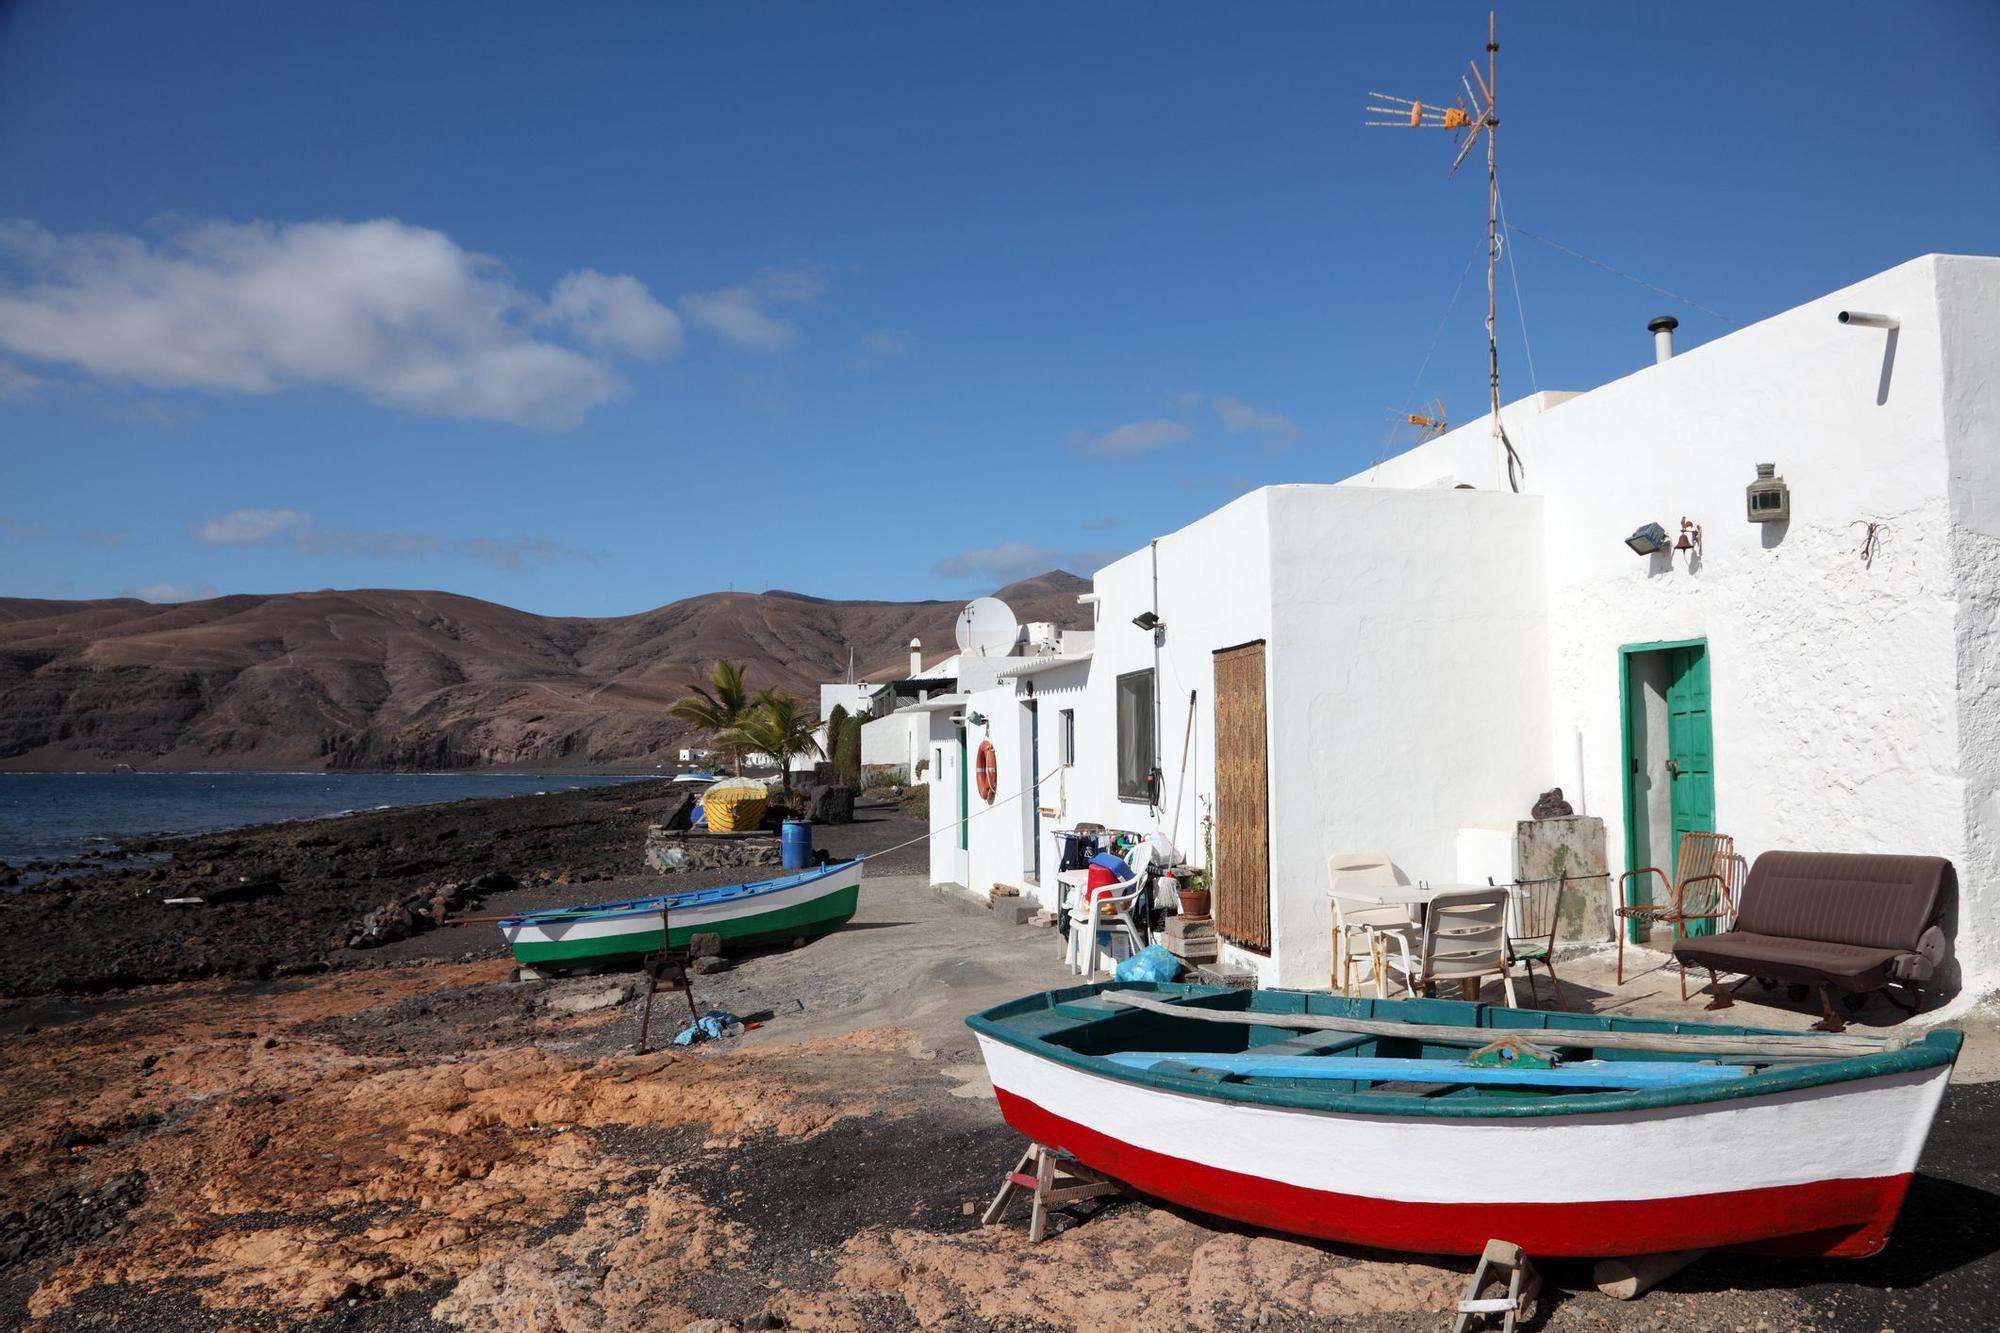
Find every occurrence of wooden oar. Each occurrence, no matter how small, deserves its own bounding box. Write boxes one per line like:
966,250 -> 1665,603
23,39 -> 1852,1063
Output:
1099,990 -> 1907,1058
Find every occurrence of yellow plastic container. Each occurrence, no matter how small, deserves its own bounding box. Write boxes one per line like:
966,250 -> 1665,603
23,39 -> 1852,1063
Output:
703,781 -> 769,833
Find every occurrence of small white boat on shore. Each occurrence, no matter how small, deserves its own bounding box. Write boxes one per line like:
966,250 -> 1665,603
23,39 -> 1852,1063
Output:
968,981 -> 1959,1259
498,858 -> 864,968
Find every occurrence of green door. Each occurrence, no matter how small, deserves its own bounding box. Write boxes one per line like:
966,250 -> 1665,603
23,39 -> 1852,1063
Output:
1664,645 -> 1716,936
957,728 -> 969,852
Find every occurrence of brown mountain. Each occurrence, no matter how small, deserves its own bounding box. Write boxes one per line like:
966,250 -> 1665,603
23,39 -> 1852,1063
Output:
0,572 -> 1091,771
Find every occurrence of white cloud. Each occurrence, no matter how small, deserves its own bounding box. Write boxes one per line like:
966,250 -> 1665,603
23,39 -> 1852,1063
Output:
1212,395 -> 1301,444
456,536 -> 598,571
856,328 -> 909,364
543,269 -> 683,358
126,581 -> 218,603
678,265 -> 825,352
198,507 -> 311,545
934,541 -> 1123,583
2,515 -> 48,539
0,219 -> 679,429
0,357 -> 41,398
1081,418 -> 1192,457
192,506 -> 594,570
680,288 -> 796,351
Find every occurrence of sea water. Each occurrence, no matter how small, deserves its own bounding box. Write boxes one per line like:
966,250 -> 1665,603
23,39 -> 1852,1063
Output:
0,771 -> 645,867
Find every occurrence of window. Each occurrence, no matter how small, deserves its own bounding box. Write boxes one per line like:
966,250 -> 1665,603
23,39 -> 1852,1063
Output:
1116,670 -> 1156,803
1059,709 -> 1076,766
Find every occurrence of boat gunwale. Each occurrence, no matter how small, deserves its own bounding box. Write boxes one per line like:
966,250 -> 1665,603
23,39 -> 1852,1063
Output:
965,981 -> 1962,1120
497,858 -> 862,926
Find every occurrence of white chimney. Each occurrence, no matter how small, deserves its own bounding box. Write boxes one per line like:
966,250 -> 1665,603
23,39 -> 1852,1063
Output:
1648,315 -> 1679,364
909,638 -> 923,677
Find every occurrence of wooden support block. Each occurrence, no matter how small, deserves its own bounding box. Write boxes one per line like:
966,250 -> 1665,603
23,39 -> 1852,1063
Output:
982,1141 -> 1119,1242
1592,1249 -> 1706,1300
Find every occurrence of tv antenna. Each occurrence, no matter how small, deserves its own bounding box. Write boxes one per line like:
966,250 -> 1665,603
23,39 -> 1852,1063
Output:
1389,397 -> 1449,445
1365,10 -> 1521,491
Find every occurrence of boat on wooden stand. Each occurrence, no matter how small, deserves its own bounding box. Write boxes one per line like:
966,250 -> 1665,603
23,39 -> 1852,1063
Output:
497,858 -> 864,968
966,981 -> 1959,1259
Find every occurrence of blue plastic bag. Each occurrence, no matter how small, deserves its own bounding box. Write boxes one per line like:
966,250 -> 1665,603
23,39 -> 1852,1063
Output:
1114,944 -> 1182,983
673,1009 -> 744,1045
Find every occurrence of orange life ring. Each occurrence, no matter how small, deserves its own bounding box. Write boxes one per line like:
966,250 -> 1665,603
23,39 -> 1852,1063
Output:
974,739 -> 999,802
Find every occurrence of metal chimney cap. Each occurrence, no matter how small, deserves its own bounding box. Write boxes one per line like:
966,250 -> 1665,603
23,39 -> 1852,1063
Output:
1647,315 -> 1680,334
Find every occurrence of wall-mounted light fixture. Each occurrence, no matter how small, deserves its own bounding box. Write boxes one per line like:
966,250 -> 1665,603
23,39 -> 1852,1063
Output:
1625,523 -> 1669,556
1746,463 -> 1789,523
1674,517 -> 1703,560
967,711 -> 988,727
1131,610 -> 1164,632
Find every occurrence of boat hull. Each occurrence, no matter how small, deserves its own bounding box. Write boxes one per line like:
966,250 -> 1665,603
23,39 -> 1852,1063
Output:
501,861 -> 862,966
971,993 -> 1955,1259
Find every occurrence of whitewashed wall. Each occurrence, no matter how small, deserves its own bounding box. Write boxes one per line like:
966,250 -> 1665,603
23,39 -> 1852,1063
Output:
925,709 -> 966,888
1018,659 -> 1094,910
960,680 -> 1030,896
1349,253 -> 2000,992
1063,487 -> 1548,988
1940,255 -> 2000,988
1263,485 -> 1551,988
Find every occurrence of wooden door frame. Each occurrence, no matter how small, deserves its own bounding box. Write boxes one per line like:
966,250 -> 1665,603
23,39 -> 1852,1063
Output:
1211,639 -> 1272,954
1617,637 -> 1713,942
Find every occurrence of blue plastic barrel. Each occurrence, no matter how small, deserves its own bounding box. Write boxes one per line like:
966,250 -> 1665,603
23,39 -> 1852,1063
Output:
781,818 -> 813,869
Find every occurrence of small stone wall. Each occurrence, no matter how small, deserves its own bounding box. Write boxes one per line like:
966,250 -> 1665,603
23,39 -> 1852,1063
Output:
643,826 -> 782,874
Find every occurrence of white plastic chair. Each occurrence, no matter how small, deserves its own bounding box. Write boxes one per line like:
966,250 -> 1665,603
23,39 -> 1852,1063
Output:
1067,844 -> 1154,979
1383,885 -> 1518,1007
1327,851 -> 1415,997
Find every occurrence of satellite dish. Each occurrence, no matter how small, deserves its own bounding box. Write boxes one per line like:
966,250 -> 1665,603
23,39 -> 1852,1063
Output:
954,597 -> 1019,657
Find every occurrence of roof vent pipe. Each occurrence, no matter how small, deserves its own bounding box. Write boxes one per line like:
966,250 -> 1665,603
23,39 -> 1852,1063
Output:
1648,315 -> 1679,364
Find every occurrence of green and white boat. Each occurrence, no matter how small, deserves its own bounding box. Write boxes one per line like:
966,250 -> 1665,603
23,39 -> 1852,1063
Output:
497,858 -> 864,967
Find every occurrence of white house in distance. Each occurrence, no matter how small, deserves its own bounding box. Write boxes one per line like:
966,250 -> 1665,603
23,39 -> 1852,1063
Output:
927,253 -> 2000,998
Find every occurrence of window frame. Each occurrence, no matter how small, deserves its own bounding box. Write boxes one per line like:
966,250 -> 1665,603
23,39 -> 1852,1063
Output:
1115,669 -> 1157,804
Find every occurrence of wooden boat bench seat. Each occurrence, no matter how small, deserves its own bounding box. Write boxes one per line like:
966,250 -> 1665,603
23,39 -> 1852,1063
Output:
1672,851 -> 1952,1030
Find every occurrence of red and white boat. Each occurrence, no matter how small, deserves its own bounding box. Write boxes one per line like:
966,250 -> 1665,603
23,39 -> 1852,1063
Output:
966,982 -> 1959,1258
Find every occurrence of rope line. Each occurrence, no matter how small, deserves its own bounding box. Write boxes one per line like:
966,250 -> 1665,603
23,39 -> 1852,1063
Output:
847,760 -> 1072,864
1367,230 -> 1486,483
1504,222 -> 1739,325
1497,187 -> 1538,394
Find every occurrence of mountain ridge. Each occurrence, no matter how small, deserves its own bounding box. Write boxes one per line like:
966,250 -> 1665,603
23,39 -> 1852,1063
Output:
0,572 -> 1092,771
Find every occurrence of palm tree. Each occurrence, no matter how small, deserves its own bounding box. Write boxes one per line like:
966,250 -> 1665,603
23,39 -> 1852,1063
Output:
731,690 -> 824,796
666,661 -> 756,774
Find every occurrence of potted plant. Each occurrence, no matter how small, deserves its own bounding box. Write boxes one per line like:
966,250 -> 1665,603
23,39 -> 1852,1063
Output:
1177,799 -> 1214,917
1176,868 -> 1211,918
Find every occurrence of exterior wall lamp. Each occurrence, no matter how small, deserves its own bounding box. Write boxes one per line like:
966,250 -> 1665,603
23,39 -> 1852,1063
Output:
1625,523 -> 1669,556
1746,463 -> 1789,523
1131,610 -> 1164,632
967,711 -> 988,727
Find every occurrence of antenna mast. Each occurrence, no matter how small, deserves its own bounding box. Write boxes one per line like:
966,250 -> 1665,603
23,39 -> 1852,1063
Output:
1364,9 -> 1520,491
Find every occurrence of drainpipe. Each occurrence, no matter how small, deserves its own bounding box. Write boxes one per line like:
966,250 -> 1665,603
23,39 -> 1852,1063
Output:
1150,540 -> 1163,814
1648,315 -> 1679,364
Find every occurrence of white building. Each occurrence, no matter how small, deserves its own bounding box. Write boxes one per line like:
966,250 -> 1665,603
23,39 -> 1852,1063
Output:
929,253 -> 2000,997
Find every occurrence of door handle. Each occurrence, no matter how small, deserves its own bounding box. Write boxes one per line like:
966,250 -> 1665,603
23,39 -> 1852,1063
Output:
1664,759 -> 1681,777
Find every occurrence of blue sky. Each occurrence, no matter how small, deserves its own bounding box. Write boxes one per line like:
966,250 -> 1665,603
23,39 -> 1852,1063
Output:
2,1 -> 1995,616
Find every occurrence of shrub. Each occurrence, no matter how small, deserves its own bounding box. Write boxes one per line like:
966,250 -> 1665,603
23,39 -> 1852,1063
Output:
834,715 -> 863,787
